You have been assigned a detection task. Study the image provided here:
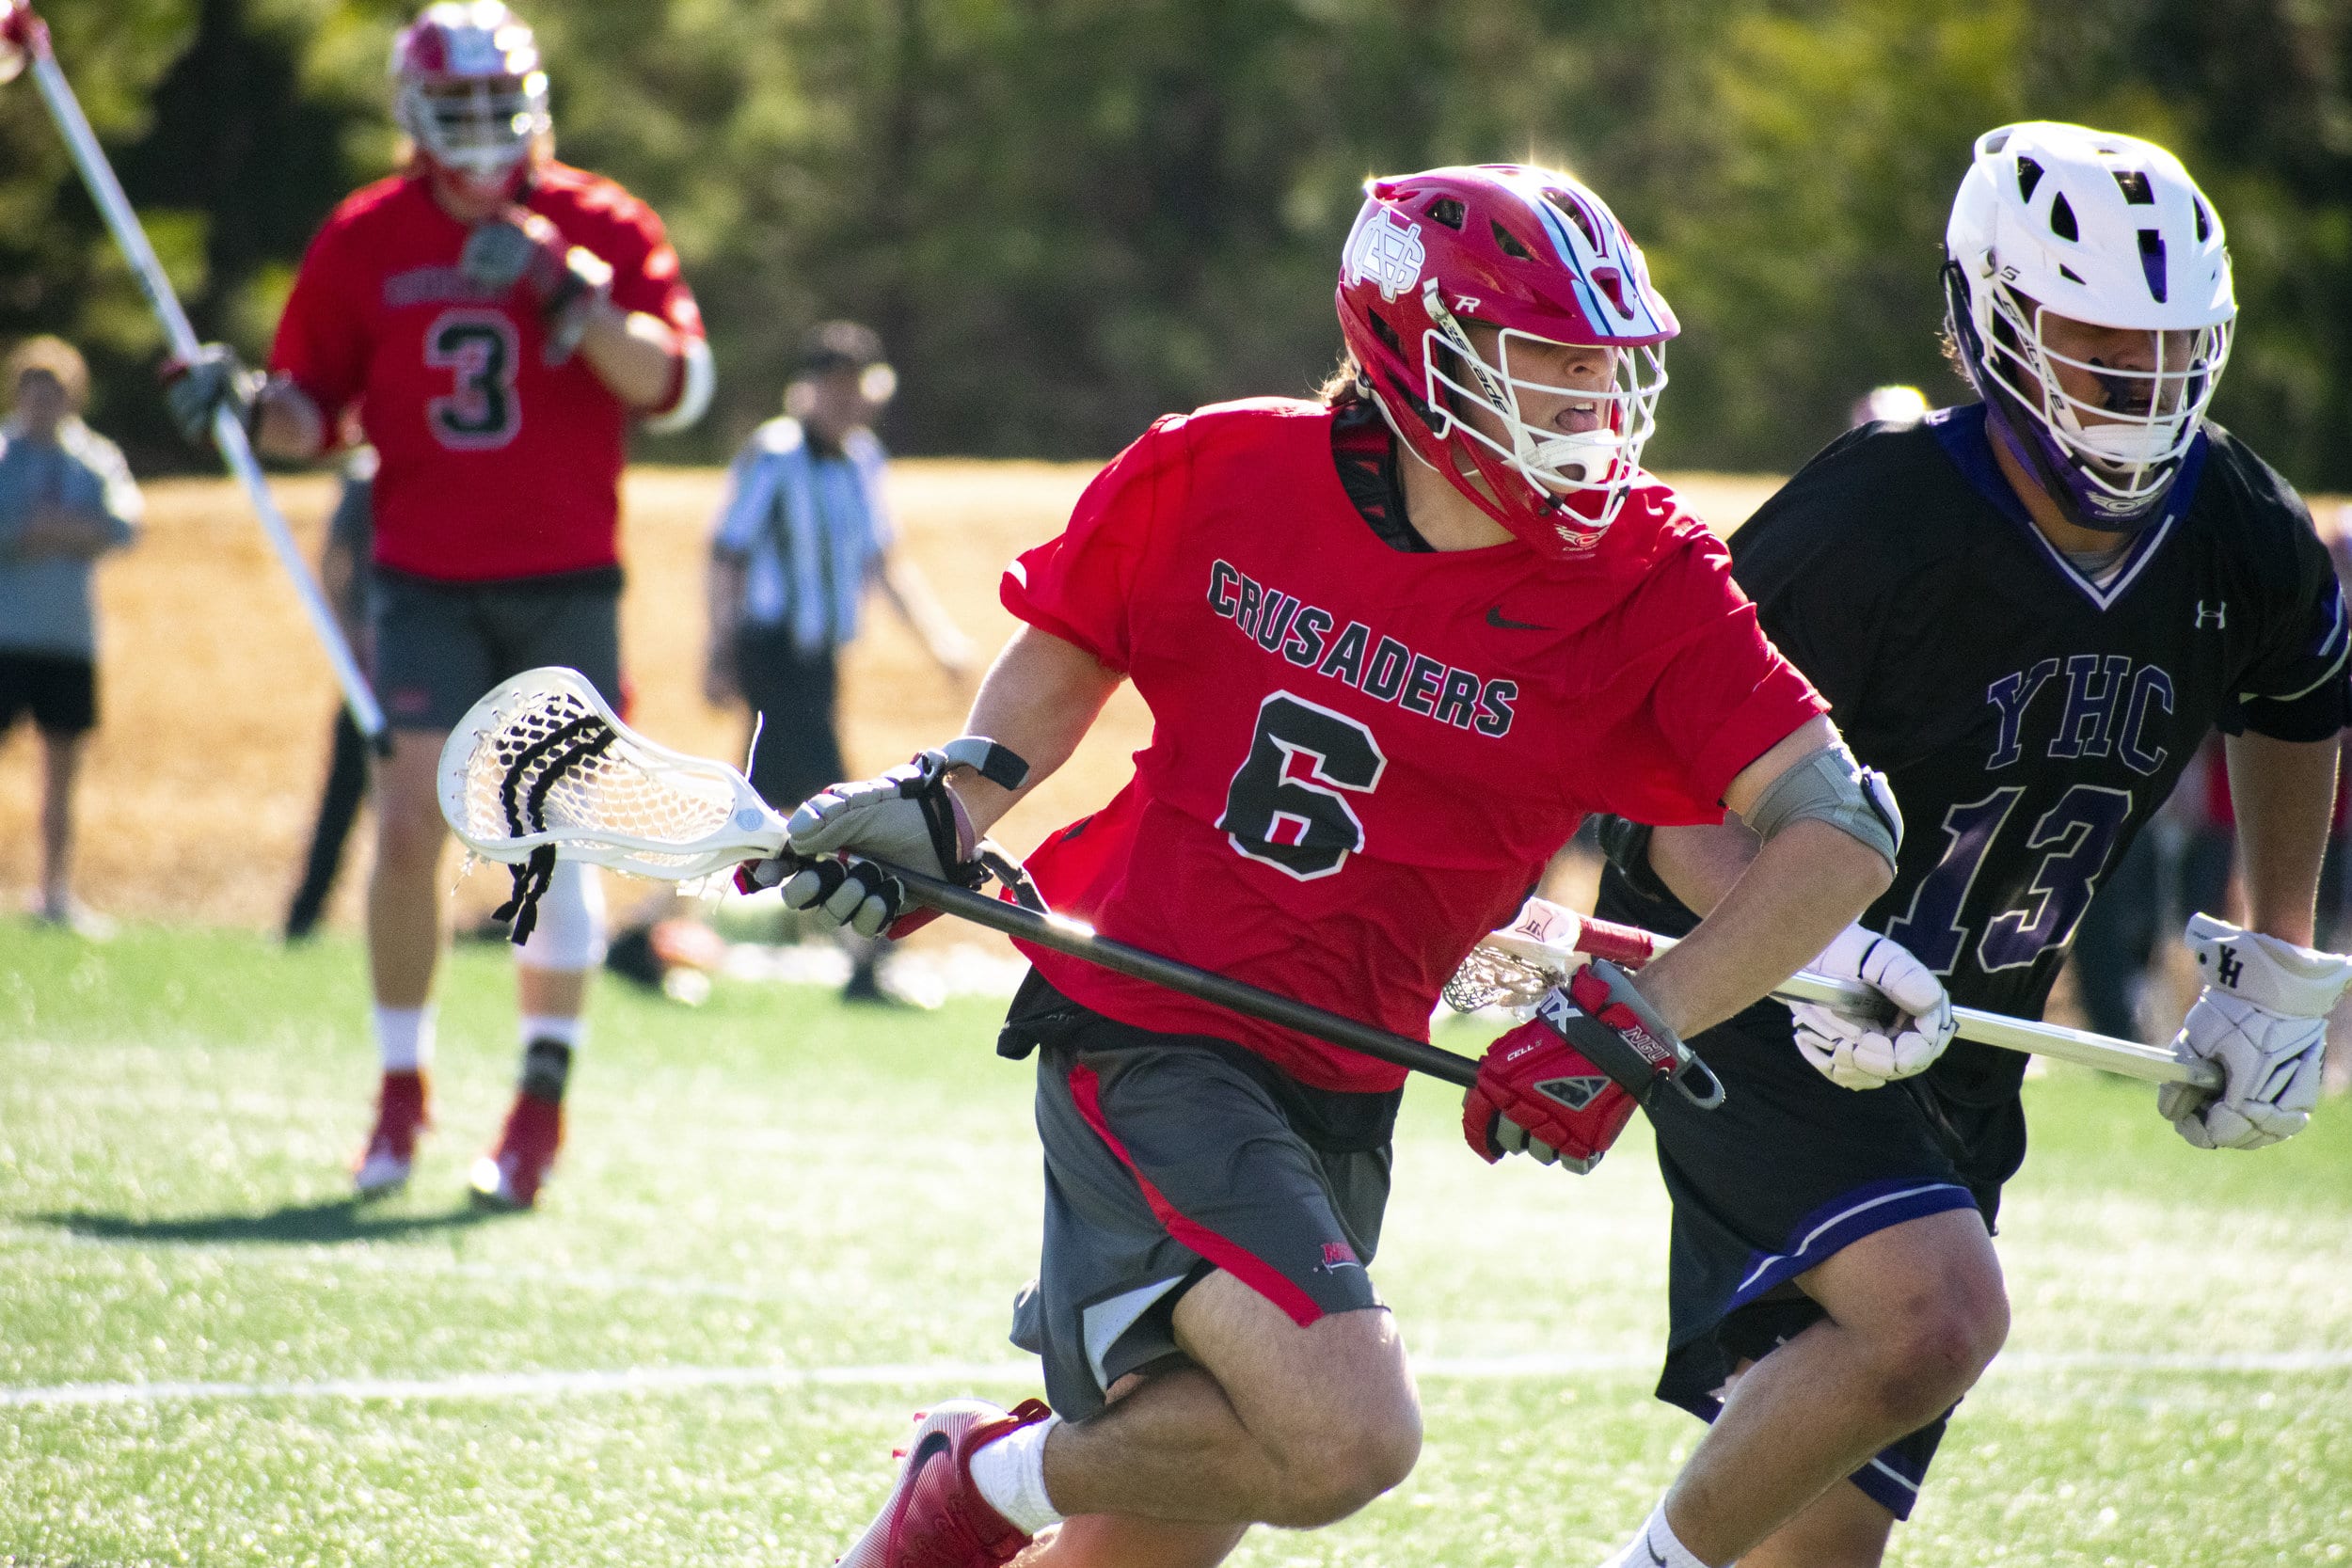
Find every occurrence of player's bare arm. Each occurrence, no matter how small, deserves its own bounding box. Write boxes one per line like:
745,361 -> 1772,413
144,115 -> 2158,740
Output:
1627,716 -> 1896,1039
943,624 -> 1124,833
572,301 -> 686,410
2223,729 -> 2337,947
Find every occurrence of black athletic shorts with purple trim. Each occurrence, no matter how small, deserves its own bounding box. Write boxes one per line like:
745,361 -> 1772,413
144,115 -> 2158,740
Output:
996,970 -> 1399,1421
1645,997 -> 2025,1520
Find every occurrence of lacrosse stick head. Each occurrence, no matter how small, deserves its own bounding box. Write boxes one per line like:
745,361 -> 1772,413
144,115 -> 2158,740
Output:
0,0 -> 46,83
438,666 -> 788,881
1443,897 -> 1599,1014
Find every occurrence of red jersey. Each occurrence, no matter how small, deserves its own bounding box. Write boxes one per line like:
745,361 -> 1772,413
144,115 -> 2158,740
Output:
1004,399 -> 1825,1093
270,163 -> 705,581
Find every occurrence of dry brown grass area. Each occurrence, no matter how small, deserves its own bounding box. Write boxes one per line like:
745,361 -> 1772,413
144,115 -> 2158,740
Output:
0,464 -> 1938,931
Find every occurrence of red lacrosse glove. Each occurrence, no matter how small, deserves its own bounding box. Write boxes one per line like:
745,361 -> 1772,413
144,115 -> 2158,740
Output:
458,208 -> 614,363
1462,961 -> 1684,1174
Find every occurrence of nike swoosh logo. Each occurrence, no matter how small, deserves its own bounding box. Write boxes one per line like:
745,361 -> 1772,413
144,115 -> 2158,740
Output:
882,1430 -> 953,1554
1486,606 -> 1549,631
1645,1537 -> 1670,1568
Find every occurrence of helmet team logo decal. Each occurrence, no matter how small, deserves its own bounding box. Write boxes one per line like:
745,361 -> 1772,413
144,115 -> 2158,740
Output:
1344,209 -> 1426,303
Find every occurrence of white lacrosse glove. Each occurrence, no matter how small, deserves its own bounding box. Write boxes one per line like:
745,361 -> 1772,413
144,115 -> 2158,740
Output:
751,737 -> 1026,938
1788,924 -> 1957,1091
2156,913 -> 2352,1151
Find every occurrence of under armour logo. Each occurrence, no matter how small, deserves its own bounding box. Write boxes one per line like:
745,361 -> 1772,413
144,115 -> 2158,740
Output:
2196,601 -> 2227,628
2217,945 -> 2245,989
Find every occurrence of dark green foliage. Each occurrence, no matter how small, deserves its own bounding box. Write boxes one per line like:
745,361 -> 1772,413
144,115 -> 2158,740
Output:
4,0 -> 2348,484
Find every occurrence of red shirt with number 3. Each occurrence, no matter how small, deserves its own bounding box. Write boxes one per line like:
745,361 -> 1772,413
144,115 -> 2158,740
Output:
1002,399 -> 1825,1093
270,163 -> 704,581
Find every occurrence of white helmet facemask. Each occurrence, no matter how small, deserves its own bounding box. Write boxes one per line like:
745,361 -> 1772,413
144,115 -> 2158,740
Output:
1419,283 -> 1668,530
1980,278 -> 2231,507
398,71 -> 549,182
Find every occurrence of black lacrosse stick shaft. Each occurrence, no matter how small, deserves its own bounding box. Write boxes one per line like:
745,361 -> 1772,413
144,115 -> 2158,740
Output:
877,861 -> 1483,1090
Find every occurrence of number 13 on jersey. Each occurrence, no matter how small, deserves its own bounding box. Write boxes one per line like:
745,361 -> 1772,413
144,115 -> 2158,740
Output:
1218,691 -> 1389,880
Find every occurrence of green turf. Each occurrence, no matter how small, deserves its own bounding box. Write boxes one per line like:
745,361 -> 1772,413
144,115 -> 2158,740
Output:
4,920 -> 2350,1565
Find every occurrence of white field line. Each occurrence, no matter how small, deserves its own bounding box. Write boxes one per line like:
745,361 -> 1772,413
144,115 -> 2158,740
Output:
6,1348 -> 2350,1410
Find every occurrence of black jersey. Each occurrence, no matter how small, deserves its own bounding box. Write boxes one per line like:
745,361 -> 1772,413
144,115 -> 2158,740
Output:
1600,404 -> 2348,1103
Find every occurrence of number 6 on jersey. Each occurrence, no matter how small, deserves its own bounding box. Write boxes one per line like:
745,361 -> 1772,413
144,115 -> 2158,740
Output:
1217,691 -> 1387,879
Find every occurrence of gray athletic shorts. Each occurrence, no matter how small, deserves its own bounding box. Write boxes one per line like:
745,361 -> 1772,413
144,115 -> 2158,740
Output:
370,564 -> 624,733
998,971 -> 1399,1420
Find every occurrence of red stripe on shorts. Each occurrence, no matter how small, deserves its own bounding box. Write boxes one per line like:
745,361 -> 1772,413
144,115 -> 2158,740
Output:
1065,1062 -> 1324,1328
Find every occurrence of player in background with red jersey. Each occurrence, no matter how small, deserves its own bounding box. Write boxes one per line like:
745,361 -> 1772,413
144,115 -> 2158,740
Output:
755,166 -> 1899,1568
167,1 -> 712,1210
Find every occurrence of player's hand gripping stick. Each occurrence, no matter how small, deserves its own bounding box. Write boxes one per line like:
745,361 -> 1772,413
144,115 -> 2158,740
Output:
1463,960 -> 1708,1174
1476,895 -> 2224,1092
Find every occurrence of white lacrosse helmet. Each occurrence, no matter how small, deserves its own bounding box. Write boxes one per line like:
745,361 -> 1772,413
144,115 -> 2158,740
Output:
1944,121 -> 2234,530
390,2 -> 550,197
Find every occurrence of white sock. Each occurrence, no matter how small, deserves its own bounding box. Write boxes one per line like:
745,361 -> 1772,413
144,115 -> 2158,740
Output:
373,1006 -> 435,1073
1603,1500 -> 1711,1568
967,1411 -> 1062,1537
518,1014 -> 584,1052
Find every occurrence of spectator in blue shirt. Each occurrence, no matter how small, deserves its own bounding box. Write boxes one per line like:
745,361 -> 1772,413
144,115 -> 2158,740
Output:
0,337 -> 141,935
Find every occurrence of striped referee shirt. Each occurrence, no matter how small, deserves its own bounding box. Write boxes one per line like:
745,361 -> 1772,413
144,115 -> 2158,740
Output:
710,416 -> 894,655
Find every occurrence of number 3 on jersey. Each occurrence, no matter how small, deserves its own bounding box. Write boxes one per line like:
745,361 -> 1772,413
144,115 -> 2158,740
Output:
425,308 -> 521,451
1219,691 -> 1388,880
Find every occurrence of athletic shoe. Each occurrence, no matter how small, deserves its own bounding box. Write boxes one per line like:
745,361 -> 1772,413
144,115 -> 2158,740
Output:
469,1086 -> 563,1210
34,896 -> 116,942
836,1398 -> 1052,1568
353,1069 -> 431,1196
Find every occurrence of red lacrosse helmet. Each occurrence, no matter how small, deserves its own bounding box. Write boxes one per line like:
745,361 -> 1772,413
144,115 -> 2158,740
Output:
390,2 -> 550,201
1335,164 -> 1677,554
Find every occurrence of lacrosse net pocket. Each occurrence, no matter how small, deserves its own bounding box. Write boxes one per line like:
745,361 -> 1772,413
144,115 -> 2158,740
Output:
1440,944 -> 1557,1017
440,669 -> 784,939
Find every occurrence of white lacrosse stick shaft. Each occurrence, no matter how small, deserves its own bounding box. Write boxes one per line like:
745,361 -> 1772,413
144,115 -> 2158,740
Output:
1485,896 -> 2219,1091
5,1 -> 386,743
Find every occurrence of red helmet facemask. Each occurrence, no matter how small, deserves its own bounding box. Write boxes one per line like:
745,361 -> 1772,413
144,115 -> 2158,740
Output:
391,2 -> 550,204
1335,165 -> 1678,556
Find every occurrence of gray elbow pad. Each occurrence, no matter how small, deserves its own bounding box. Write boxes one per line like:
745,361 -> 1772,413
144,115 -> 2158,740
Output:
1742,743 -> 1902,870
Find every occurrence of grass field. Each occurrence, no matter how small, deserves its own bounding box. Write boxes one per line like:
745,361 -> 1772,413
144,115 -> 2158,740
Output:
6,918 -> 2352,1566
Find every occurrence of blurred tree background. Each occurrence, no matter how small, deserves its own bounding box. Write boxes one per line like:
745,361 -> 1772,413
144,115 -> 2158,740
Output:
4,0 -> 2347,485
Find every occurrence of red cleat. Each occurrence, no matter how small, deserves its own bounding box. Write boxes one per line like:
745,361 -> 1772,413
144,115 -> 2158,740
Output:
836,1398 -> 1053,1568
353,1069 -> 431,1196
469,1087 -> 563,1210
